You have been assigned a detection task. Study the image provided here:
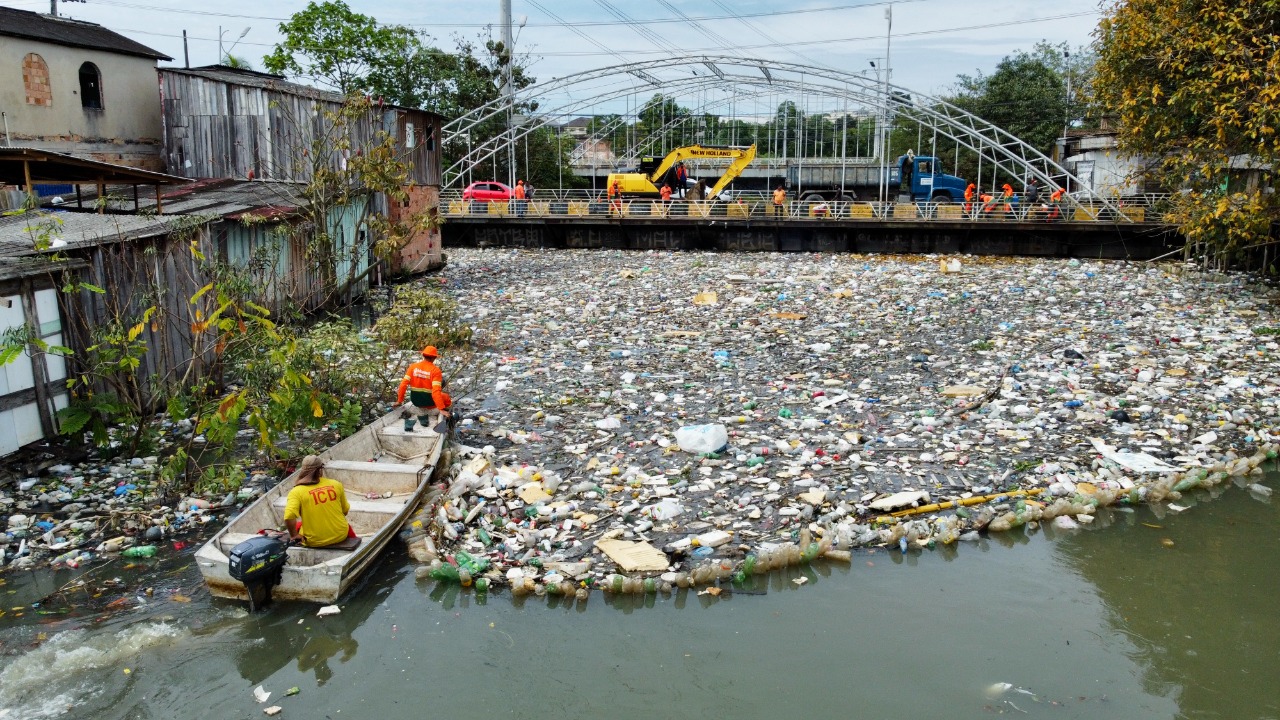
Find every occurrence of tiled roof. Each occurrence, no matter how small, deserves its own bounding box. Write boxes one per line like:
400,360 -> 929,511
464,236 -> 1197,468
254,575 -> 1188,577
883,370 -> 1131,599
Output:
0,6 -> 171,60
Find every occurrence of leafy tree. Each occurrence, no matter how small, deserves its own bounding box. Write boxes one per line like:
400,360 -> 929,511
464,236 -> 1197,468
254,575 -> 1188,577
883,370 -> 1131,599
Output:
971,49 -> 1066,151
266,94 -> 433,308
1094,0 -> 1280,267
881,42 -> 1088,190
263,1 -> 417,96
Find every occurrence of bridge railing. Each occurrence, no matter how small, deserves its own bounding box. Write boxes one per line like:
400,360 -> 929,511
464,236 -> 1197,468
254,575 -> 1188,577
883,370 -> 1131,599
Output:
438,191 -> 1169,224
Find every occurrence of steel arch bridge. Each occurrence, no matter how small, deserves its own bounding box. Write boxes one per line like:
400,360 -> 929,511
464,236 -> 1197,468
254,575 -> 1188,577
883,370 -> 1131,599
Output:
442,55 -> 1128,218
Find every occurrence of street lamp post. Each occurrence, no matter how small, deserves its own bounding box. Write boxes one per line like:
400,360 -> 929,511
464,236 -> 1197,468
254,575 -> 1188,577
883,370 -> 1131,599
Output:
879,4 -> 893,205
1063,50 -> 1073,143
219,26 -> 250,64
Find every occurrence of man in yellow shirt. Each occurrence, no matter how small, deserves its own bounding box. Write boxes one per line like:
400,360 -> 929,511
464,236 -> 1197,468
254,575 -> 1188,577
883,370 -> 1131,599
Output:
772,185 -> 787,217
283,455 -> 354,548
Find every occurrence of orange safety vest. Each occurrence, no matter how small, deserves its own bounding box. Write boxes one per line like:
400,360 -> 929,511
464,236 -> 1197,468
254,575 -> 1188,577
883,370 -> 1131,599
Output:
773,188 -> 786,205
398,359 -> 451,410
660,186 -> 672,201
514,183 -> 526,200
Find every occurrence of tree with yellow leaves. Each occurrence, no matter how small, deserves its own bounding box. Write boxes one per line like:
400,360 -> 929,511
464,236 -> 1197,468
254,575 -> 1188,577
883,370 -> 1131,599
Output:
1093,1 -> 1279,268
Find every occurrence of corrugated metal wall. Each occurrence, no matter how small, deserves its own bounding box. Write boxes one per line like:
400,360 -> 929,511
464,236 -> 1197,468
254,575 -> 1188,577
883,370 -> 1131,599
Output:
215,199 -> 370,315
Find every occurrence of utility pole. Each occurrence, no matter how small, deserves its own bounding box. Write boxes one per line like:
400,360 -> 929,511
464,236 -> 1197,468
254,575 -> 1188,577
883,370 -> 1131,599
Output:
1063,50 -> 1073,144
501,0 -> 515,187
879,4 -> 893,205
51,0 -> 84,17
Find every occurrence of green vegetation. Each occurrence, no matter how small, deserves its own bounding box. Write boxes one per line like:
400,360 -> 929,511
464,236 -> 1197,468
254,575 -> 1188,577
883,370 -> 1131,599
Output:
1094,1 -> 1280,268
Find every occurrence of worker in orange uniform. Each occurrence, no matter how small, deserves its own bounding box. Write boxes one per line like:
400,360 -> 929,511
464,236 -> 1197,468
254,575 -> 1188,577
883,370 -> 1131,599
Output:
397,345 -> 452,432
1001,182 -> 1015,216
608,177 -> 623,215
513,179 -> 527,216
963,182 -> 977,216
980,191 -> 996,216
660,183 -> 672,202
772,185 -> 787,218
1046,186 -> 1066,221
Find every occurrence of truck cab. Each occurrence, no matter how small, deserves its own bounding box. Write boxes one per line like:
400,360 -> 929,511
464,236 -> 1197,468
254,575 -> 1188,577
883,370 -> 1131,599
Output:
897,155 -> 967,203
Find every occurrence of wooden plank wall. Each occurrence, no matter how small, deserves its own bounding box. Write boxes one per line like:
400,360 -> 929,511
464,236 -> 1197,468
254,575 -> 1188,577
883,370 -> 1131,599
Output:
59,227 -> 216,406
160,71 -> 444,187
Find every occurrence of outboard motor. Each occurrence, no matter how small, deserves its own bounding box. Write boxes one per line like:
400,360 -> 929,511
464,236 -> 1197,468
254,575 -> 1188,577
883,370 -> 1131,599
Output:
228,534 -> 289,611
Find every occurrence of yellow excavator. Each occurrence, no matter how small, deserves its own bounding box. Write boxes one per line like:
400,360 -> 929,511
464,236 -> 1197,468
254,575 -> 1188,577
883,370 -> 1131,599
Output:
606,144 -> 756,199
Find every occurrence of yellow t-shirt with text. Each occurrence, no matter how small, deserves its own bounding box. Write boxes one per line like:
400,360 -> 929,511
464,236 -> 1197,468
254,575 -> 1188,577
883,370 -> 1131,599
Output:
283,477 -> 351,547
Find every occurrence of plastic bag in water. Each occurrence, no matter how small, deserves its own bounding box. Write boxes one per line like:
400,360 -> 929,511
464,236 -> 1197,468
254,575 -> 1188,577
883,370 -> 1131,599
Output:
674,424 -> 729,454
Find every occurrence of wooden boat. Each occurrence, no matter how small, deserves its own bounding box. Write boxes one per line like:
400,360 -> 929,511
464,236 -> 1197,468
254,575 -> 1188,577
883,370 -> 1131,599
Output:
196,406 -> 446,604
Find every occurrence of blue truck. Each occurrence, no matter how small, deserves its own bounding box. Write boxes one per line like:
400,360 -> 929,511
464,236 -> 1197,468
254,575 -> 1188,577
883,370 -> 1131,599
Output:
787,154 -> 968,203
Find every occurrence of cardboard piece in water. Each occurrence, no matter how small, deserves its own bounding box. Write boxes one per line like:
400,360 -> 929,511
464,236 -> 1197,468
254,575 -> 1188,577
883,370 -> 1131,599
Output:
596,539 -> 669,572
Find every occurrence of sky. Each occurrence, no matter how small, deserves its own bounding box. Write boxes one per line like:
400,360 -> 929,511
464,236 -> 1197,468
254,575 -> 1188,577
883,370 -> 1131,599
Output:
6,0 -> 1107,116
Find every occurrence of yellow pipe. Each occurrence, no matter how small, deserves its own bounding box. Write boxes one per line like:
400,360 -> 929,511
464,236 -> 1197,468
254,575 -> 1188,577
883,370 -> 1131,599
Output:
877,488 -> 1045,522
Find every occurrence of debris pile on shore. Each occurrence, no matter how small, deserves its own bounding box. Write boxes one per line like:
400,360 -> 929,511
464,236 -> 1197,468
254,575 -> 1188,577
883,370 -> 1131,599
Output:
410,248 -> 1280,595
0,448 -> 272,571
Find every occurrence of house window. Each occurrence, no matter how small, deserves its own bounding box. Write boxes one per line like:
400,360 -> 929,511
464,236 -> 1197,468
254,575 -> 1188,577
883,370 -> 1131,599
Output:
78,62 -> 102,110
24,54 -> 52,106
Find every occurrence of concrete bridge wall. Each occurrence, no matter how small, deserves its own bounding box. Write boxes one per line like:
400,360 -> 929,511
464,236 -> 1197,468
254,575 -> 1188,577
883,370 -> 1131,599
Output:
443,217 -> 1180,259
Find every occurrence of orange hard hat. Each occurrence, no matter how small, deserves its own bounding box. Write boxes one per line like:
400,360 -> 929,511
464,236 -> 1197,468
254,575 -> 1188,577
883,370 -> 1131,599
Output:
421,345 -> 439,358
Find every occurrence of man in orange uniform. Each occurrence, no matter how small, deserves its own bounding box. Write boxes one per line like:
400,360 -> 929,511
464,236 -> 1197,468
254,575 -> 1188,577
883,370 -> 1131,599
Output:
608,178 -> 623,215
1046,187 -> 1066,221
964,182 -> 977,215
513,179 -> 527,216
283,455 -> 354,548
772,185 -> 787,217
397,345 -> 452,432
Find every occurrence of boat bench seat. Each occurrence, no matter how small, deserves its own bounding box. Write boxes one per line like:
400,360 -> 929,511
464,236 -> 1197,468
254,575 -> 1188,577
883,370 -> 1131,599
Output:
322,459 -> 425,475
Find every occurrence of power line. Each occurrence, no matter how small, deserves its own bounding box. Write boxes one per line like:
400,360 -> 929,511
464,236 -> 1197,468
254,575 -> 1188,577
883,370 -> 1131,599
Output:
528,12 -> 1104,57
709,0 -> 834,71
69,0 -> 935,28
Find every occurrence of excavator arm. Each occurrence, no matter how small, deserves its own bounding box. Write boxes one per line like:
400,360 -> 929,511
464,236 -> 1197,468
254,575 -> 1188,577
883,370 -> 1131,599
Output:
608,144 -> 757,198
706,144 -> 756,199
647,144 -> 756,187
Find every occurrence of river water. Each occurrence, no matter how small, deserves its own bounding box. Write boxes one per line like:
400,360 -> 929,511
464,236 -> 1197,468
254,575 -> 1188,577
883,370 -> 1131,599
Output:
1,468 -> 1276,720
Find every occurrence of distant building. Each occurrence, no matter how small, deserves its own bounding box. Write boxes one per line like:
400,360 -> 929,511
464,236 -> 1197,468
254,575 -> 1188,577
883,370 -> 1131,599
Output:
0,6 -> 171,170
562,117 -> 592,140
1059,130 -> 1149,198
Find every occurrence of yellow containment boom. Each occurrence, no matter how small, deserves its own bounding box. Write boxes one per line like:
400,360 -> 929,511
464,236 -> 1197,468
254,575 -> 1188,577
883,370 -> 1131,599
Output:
606,144 -> 757,198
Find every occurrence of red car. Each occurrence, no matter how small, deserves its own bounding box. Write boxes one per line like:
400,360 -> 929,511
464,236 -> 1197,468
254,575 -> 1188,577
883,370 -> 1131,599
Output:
462,181 -> 513,202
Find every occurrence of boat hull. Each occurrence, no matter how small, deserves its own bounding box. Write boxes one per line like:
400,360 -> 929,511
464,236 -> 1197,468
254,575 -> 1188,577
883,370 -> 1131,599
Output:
196,406 -> 445,604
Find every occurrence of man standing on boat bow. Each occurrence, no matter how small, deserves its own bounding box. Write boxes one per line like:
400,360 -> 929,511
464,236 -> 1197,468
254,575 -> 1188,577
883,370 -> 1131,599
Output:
283,455 -> 355,547
397,345 -> 453,432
